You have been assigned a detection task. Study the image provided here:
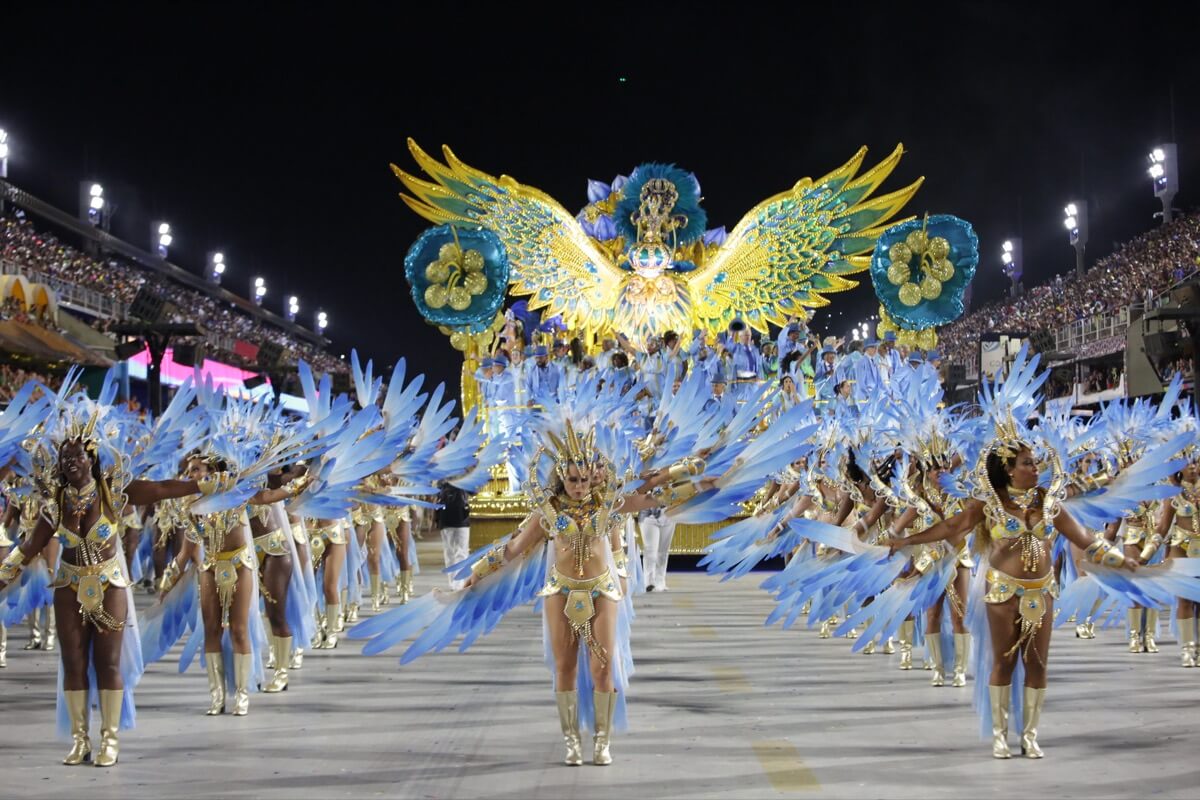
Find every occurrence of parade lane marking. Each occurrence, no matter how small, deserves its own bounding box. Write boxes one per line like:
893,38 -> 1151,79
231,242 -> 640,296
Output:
752,740 -> 819,792
711,666 -> 751,693
689,625 -> 717,640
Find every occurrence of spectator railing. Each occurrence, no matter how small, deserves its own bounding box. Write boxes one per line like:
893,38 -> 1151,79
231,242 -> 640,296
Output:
1,258 -> 127,319
1054,306 -> 1131,351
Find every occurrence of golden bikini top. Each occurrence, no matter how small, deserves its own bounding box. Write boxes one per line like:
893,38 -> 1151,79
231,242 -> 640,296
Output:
55,513 -> 121,549
540,493 -> 607,577
988,509 -> 1053,542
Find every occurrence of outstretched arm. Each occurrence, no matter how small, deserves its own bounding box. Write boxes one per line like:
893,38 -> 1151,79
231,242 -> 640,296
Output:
126,479 -> 201,506
887,500 -> 984,554
463,512 -> 545,589
1056,508 -> 1136,571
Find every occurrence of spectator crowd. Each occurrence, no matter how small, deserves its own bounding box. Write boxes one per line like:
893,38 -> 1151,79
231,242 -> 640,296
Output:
1,214 -> 344,373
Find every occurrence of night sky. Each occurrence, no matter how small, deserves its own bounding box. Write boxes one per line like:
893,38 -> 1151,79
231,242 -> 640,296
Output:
2,5 -> 1196,394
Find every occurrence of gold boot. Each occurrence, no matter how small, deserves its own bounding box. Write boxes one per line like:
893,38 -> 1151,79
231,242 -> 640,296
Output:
862,640 -> 876,655
1144,609 -> 1160,653
0,623 -> 7,668
818,619 -> 833,639
204,652 -> 225,714
24,614 -> 41,650
370,576 -> 383,612
95,689 -> 122,767
898,620 -> 914,670
1128,609 -> 1144,653
205,655 -> 226,715
319,604 -> 341,649
989,685 -> 1011,759
952,633 -> 969,687
399,570 -> 414,605
928,634 -> 945,687
264,623 -> 276,669
1020,686 -> 1046,758
1180,616 -> 1197,668
290,647 -> 305,670
555,691 -> 583,766
346,602 -> 359,624
592,690 -> 616,766
62,689 -> 92,765
883,637 -> 895,655
232,653 -> 251,716
264,636 -> 291,693
43,607 -> 56,652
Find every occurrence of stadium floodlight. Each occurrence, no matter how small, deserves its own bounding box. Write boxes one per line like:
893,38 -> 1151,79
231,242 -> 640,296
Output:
317,310 -> 328,331
154,221 -> 172,258
253,277 -> 267,305
80,181 -> 108,228
1000,237 -> 1023,296
1147,144 -> 1178,224
0,128 -> 8,178
1063,201 -> 1087,277
287,295 -> 300,322
207,251 -> 226,284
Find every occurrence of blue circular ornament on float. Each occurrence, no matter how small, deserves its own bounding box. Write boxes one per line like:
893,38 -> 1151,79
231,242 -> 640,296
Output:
404,225 -> 509,332
869,214 -> 978,330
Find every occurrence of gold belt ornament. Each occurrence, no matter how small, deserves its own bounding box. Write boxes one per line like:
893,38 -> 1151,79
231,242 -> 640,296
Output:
253,529 -> 289,558
55,558 -> 129,631
538,568 -> 622,667
205,545 -> 255,627
984,567 -> 1058,659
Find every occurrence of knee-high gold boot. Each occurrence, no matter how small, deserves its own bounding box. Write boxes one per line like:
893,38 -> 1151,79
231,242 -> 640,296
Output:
232,653 -> 252,716
399,570 -> 414,605
205,654 -> 226,715
1180,617 -> 1197,668
1128,608 -> 1144,652
555,691 -> 583,766
62,689 -> 92,765
1020,686 -> 1046,758
95,689 -> 122,767
1144,609 -> 1160,653
24,613 -> 41,650
952,633 -> 969,687
264,636 -> 291,693
989,685 -> 1011,759
319,604 -> 341,649
592,690 -> 616,766
370,575 -> 383,612
928,634 -> 945,686
898,620 -> 914,670
43,606 -> 56,652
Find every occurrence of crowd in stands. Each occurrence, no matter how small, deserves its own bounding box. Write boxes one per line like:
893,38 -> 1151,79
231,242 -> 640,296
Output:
0,295 -> 58,330
939,213 -> 1200,369
0,363 -> 57,404
0,215 -> 344,373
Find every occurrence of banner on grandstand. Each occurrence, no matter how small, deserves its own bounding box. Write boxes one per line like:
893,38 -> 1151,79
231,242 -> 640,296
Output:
233,340 -> 260,361
979,333 -> 1028,381
127,348 -> 306,412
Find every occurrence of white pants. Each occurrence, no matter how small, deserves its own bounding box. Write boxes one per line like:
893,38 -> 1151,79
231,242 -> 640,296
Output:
440,527 -> 471,591
640,514 -> 676,589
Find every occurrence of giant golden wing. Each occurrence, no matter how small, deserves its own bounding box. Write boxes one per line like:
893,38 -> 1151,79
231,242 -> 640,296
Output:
687,145 -> 923,334
394,139 -> 623,331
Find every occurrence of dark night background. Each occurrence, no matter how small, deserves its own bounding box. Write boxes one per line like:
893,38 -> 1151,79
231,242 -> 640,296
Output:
1,4 -> 1196,395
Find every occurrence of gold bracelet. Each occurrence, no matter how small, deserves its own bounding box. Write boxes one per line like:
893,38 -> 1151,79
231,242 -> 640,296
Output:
0,548 -> 27,583
1085,539 -> 1126,568
654,479 -> 699,508
159,561 -> 182,594
1139,534 -> 1164,562
667,457 -> 706,482
611,548 -> 628,578
470,544 -> 507,581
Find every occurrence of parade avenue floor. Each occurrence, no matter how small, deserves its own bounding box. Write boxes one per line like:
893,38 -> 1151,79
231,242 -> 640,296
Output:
1,540 -> 1195,799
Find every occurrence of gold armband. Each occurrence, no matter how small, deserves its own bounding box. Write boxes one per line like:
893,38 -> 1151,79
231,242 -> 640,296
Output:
285,476 -> 310,498
611,548 -> 629,578
667,457 -> 706,482
1139,533 -> 1164,562
653,479 -> 700,508
198,473 -> 235,496
1085,539 -> 1126,568
159,561 -> 183,594
0,548 -> 28,583
470,544 -> 507,581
